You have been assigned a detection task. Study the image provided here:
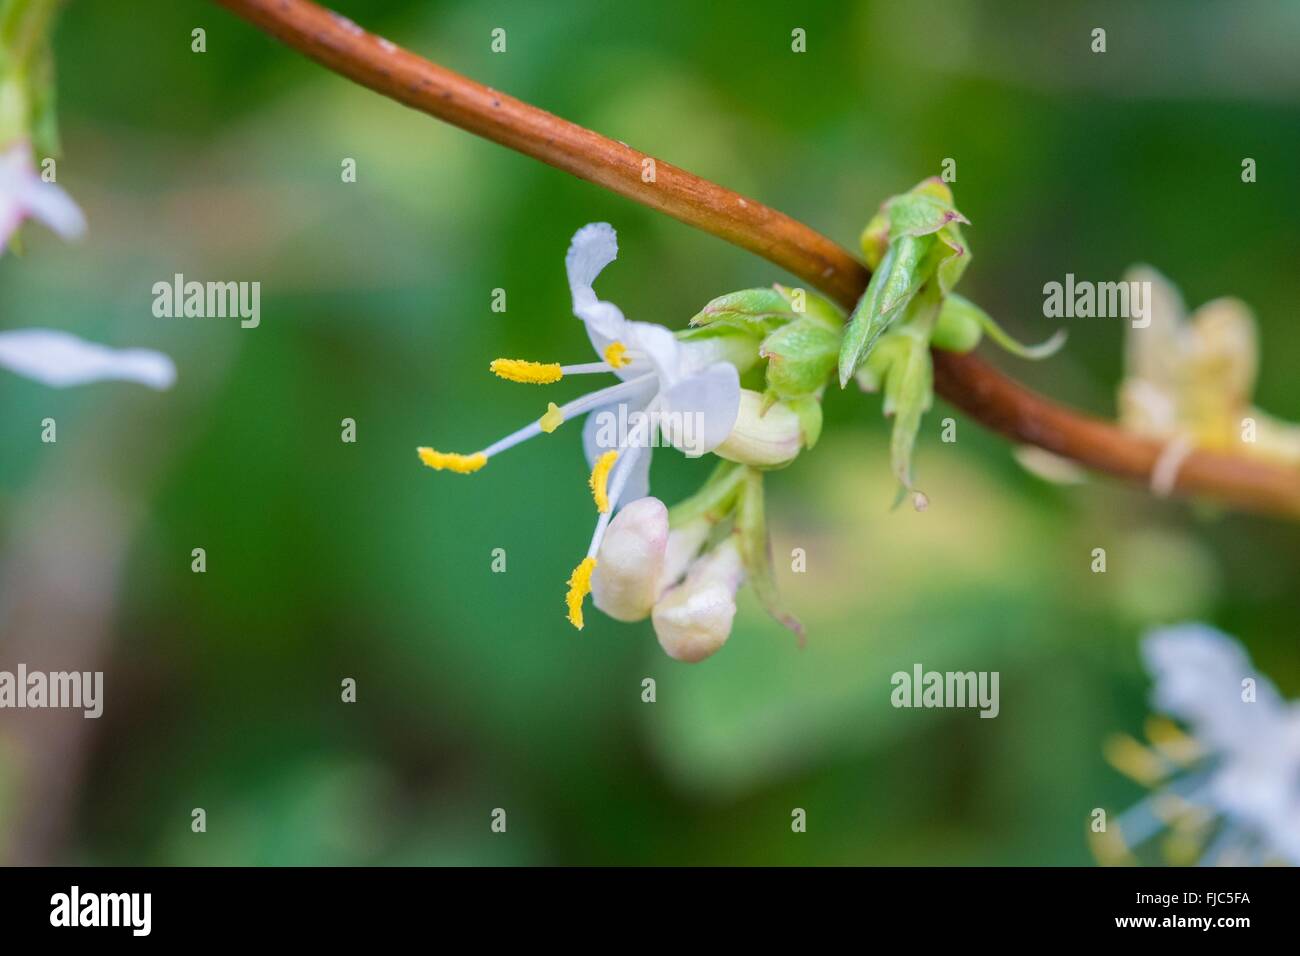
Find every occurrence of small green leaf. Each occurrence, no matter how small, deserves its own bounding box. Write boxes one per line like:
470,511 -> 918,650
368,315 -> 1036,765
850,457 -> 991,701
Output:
886,191 -> 968,241
885,333 -> 934,495
956,293 -> 1067,360
837,234 -> 932,387
689,288 -> 798,335
761,317 -> 840,399
773,283 -> 844,329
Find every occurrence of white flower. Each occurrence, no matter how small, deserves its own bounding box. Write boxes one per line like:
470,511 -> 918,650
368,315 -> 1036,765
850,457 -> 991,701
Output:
0,140 -> 86,251
1099,623 -> 1300,866
416,222 -> 742,629
0,328 -> 175,389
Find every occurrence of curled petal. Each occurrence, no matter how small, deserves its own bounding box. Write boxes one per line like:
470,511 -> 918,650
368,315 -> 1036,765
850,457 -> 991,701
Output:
566,222 -> 627,340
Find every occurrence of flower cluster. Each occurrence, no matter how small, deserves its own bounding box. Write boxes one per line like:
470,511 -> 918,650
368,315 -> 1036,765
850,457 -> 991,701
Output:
419,182 -> 1068,660
1096,623 -> 1300,866
837,178 -> 1064,506
416,223 -> 808,659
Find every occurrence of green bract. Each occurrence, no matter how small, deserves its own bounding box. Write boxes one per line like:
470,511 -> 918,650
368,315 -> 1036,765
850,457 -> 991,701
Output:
838,177 -> 970,388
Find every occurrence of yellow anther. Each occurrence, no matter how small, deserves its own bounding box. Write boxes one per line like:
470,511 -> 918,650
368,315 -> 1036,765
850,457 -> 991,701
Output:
565,556 -> 597,629
603,341 -> 630,368
1144,715 -> 1201,766
539,401 -> 564,434
490,358 -> 563,384
588,450 -> 619,512
1103,733 -> 1168,787
417,447 -> 487,473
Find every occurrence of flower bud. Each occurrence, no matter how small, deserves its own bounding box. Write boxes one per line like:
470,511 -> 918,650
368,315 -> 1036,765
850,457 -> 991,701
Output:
591,497 -> 668,622
652,538 -> 744,663
713,389 -> 803,469
656,517 -> 710,597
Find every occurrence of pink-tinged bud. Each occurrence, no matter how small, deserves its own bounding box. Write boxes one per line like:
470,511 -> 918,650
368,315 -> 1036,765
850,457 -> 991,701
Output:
713,389 -> 803,469
591,497 -> 669,622
652,538 -> 744,663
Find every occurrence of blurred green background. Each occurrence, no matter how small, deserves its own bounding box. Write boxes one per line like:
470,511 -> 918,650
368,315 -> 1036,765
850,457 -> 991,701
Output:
1,0 -> 1298,865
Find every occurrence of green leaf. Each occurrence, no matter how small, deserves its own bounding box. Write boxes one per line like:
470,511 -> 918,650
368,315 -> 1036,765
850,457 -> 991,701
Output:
689,287 -> 798,335
760,316 -> 840,399
885,333 -> 933,496
837,234 -> 932,387
735,468 -> 803,641
952,293 -> 1067,360
886,190 -> 968,241
773,283 -> 844,329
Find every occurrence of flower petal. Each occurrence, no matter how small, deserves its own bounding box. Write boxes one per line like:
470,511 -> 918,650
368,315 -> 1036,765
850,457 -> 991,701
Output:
19,177 -> 87,239
566,222 -> 627,340
0,329 -> 176,389
0,143 -> 86,241
625,321 -> 682,385
656,361 -> 741,457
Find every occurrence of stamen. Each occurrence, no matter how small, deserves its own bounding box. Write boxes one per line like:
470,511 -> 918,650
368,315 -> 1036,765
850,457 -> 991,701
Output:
1144,716 -> 1201,766
539,401 -> 564,433
589,450 -> 619,512
603,341 -> 630,368
490,358 -> 563,384
417,447 -> 487,473
1103,733 -> 1168,787
566,556 -> 597,629
418,375 -> 656,475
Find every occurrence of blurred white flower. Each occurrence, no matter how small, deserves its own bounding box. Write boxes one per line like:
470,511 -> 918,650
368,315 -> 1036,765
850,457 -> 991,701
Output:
0,328 -> 175,390
1097,623 -> 1300,866
0,140 -> 86,251
0,141 -> 174,391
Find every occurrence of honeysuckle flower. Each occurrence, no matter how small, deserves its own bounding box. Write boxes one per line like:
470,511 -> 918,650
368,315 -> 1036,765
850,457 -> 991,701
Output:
1119,266 -> 1300,494
1095,623 -> 1300,866
416,222 -> 744,630
0,139 -> 85,252
0,328 -> 175,389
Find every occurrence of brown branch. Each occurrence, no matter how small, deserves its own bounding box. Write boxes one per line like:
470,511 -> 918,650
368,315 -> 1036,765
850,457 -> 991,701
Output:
214,0 -> 1300,518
